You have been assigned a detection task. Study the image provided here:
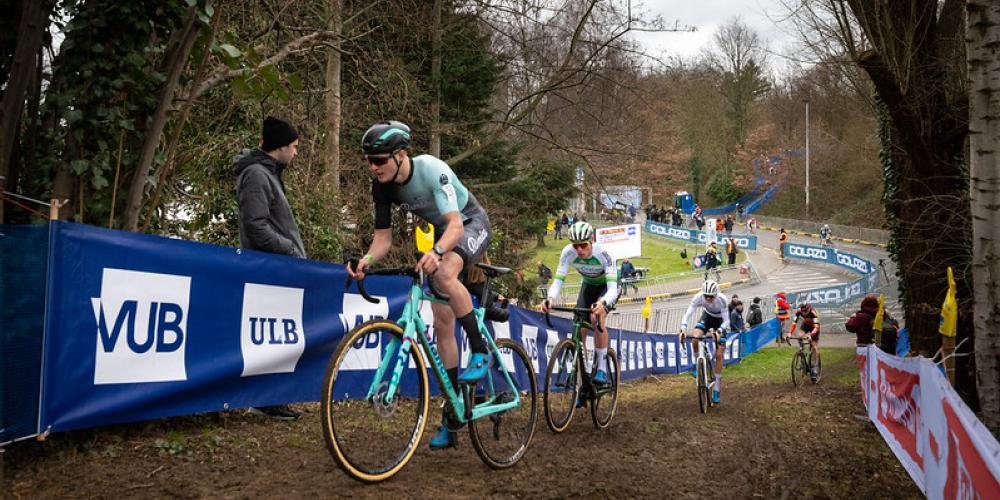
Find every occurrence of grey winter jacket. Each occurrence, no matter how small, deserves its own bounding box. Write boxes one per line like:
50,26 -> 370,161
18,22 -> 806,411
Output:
233,149 -> 306,258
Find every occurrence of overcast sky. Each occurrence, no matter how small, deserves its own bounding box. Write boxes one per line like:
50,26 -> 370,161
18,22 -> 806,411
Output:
627,0 -> 803,70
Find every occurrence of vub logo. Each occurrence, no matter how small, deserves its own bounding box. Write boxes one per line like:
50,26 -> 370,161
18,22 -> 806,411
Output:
240,283 -> 305,377
90,268 -> 191,384
338,293 -> 389,371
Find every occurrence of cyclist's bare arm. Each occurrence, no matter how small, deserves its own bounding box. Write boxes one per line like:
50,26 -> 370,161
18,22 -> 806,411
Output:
350,228 -> 392,278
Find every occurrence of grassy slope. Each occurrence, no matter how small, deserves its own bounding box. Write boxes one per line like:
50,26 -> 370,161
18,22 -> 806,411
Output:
526,230 -> 745,286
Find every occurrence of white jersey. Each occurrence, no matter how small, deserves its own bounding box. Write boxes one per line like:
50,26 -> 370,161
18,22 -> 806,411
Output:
680,292 -> 730,331
547,242 -> 619,306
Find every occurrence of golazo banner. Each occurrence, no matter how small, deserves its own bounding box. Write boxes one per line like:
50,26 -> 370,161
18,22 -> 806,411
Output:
645,221 -> 758,251
37,222 -> 746,434
783,242 -> 879,306
858,346 -> 1000,498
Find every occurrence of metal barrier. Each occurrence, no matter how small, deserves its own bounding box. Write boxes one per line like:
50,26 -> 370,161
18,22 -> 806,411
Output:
754,215 -> 889,246
538,262 -> 758,306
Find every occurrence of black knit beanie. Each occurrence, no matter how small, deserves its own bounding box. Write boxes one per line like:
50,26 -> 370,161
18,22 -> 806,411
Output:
261,116 -> 299,152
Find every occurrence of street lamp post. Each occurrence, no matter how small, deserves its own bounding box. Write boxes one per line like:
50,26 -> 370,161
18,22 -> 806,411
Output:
804,97 -> 810,216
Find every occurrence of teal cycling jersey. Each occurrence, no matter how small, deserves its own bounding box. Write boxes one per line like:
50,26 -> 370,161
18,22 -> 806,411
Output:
372,154 -> 482,229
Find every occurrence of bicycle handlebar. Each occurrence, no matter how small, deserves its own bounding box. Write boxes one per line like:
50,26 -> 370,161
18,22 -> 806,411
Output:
543,305 -> 594,328
343,258 -> 451,305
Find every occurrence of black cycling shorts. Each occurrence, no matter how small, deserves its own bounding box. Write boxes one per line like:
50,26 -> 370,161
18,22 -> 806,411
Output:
574,282 -> 608,323
694,312 -> 726,340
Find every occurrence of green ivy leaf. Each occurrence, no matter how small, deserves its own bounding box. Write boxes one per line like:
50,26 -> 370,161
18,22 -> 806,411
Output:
70,159 -> 90,175
260,64 -> 280,86
218,43 -> 241,59
230,77 -> 252,100
286,73 -> 303,92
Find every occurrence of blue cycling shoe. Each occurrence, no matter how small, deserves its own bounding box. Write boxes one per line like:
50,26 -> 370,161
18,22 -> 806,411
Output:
458,353 -> 490,384
593,369 -> 609,386
429,422 -> 457,450
712,389 -> 721,404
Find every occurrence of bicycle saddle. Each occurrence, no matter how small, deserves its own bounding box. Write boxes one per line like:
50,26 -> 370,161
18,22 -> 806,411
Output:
476,263 -> 511,277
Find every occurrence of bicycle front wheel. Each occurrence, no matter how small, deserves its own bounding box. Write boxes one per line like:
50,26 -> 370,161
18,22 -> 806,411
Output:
591,348 -> 619,429
697,357 -> 709,414
791,351 -> 806,387
468,338 -> 538,469
321,320 -> 429,483
544,338 -> 581,433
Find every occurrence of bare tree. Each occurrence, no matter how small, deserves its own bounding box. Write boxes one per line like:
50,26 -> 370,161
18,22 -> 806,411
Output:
323,0 -> 344,194
785,0 -> 978,405
967,0 -> 1000,434
711,17 -> 770,146
0,0 -> 52,223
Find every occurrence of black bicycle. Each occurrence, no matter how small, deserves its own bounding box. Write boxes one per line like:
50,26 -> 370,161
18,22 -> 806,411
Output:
790,335 -> 821,386
542,306 -> 620,432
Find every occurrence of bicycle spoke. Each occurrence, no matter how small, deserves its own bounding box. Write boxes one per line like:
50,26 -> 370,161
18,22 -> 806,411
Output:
322,321 -> 428,482
469,339 -> 537,469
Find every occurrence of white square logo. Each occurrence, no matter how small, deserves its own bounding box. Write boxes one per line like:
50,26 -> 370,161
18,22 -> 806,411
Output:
92,268 -> 191,384
240,283 -> 305,376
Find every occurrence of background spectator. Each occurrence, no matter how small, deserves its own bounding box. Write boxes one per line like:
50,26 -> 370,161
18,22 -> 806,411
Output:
725,236 -> 739,265
747,297 -> 764,328
537,260 -> 552,285
845,295 -> 880,346
730,299 -> 745,333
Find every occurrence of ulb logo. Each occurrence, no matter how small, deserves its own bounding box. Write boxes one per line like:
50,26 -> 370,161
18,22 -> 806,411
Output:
240,283 -> 306,377
338,293 -> 389,371
91,268 -> 191,384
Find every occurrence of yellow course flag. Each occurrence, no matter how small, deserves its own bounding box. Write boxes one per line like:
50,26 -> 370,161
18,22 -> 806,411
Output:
642,296 -> 652,319
872,294 -> 885,334
415,223 -> 435,253
547,219 -> 555,231
939,266 -> 958,337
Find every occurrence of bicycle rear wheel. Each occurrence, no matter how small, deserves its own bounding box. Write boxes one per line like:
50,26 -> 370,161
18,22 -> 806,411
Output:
468,338 -> 538,469
321,320 -> 428,483
697,357 -> 709,414
544,338 -> 581,433
791,351 -> 806,387
591,348 -> 619,429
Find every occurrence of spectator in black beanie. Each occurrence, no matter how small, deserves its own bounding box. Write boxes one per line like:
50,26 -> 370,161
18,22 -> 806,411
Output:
232,116 -> 304,420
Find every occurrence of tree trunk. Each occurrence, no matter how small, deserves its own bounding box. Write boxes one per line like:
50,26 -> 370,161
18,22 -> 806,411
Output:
967,0 -> 1000,435
122,6 -> 201,231
322,0 -> 342,194
0,0 -> 51,223
429,0 -> 443,157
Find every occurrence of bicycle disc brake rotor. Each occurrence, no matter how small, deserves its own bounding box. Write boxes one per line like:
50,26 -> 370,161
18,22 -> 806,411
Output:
371,381 -> 398,418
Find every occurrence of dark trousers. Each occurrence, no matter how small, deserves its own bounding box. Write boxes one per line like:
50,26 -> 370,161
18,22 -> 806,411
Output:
728,253 -> 736,265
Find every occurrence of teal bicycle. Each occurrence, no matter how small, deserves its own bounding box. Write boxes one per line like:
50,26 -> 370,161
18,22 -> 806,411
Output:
321,262 -> 537,483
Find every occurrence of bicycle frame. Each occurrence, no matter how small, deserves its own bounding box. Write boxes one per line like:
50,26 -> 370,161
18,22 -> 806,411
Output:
365,278 -> 521,424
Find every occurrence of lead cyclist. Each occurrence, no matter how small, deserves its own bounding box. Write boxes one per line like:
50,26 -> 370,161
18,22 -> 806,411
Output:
539,221 -> 618,388
679,280 -> 730,404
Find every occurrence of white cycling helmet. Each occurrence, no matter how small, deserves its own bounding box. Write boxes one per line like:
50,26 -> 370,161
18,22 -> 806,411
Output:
568,221 -> 594,243
702,280 -> 720,296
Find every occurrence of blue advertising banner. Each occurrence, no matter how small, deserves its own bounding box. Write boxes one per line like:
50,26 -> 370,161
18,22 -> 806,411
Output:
781,242 -> 879,306
645,220 -> 758,251
37,222 -> 747,434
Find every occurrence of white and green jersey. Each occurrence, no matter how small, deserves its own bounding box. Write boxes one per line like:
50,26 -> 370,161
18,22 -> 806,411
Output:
547,243 -> 619,306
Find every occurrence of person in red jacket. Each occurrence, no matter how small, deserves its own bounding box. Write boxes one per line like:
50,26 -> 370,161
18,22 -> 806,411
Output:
845,295 -> 881,346
774,291 -> 791,344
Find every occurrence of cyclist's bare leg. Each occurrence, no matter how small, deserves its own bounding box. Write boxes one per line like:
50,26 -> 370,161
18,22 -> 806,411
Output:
594,312 -> 609,350
432,302 -> 458,371
435,252 -> 473,319
714,332 -> 725,375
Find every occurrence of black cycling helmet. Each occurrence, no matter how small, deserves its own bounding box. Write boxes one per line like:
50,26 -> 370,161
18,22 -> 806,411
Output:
361,120 -> 411,155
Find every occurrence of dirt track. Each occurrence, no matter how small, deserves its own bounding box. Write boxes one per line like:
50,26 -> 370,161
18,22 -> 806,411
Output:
3,347 -> 919,499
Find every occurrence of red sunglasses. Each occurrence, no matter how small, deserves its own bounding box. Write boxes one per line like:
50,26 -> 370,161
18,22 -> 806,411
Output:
364,155 -> 393,166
